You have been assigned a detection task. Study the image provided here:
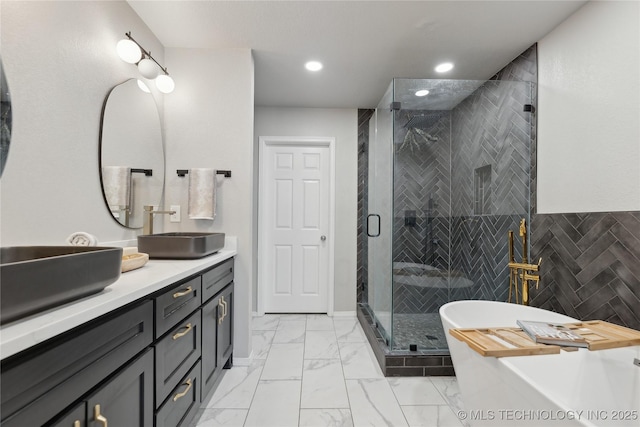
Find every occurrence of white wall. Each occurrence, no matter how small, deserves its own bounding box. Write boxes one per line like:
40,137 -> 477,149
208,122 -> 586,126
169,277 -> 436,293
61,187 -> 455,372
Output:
254,107 -> 358,313
1,2 -> 256,360
537,0 -> 640,213
163,48 -> 255,359
0,1 -> 165,246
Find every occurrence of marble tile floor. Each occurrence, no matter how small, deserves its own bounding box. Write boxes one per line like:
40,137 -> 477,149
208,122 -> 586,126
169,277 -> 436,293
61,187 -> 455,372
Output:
193,313 -> 468,427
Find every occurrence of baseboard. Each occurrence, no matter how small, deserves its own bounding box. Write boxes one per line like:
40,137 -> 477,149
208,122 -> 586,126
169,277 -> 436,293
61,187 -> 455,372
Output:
332,311 -> 356,317
233,351 -> 254,366
252,311 -> 355,317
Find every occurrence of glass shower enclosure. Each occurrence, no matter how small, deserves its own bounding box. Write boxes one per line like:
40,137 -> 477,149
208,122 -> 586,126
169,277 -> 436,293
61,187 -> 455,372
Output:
364,78 -> 534,352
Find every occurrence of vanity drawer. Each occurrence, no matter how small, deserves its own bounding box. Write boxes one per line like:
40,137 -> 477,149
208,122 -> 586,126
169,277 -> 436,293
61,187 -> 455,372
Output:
155,310 -> 201,406
155,360 -> 201,427
202,258 -> 234,302
155,276 -> 201,338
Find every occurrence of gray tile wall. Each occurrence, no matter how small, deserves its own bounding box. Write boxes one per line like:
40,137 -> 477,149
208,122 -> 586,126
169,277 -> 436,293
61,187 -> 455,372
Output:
530,212 -> 640,329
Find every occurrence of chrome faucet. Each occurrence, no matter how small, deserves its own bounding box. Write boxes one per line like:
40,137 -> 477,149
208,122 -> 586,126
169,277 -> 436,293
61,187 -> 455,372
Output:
143,205 -> 176,235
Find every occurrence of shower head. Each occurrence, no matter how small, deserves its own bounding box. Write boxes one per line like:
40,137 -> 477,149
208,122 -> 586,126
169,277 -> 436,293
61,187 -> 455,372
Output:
404,111 -> 446,129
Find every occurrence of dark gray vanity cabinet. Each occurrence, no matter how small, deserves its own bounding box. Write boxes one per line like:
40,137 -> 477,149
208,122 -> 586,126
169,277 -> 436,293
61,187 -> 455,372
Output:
0,256 -> 234,427
0,300 -> 154,427
151,257 -> 234,426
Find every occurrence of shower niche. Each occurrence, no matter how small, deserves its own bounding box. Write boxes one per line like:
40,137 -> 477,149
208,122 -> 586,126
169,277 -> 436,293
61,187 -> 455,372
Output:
359,78 -> 535,366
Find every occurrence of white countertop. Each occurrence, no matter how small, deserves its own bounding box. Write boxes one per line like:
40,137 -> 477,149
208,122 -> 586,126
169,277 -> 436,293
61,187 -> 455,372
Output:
0,245 -> 237,360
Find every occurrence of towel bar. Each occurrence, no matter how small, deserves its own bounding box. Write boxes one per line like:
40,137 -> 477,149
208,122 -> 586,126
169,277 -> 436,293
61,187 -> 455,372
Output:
131,168 -> 153,176
177,169 -> 231,178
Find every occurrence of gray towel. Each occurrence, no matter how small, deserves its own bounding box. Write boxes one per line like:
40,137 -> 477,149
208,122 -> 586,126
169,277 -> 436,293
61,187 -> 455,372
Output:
188,168 -> 216,220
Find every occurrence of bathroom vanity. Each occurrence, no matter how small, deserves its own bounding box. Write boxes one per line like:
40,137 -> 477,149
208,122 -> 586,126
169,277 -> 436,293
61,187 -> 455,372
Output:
0,249 -> 236,427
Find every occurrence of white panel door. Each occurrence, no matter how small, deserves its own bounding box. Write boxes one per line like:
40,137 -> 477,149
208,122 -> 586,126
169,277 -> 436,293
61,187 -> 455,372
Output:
262,143 -> 330,313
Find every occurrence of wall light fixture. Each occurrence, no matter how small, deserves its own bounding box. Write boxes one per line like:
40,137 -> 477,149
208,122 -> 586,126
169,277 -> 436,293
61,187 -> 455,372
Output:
117,32 -> 174,93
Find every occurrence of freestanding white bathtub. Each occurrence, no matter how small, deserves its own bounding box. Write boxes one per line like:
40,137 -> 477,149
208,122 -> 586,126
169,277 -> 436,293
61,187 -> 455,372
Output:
440,300 -> 640,426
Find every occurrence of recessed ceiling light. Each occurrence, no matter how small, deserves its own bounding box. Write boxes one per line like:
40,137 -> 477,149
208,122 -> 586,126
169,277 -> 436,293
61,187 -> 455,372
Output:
415,89 -> 430,97
435,62 -> 454,73
305,61 -> 323,72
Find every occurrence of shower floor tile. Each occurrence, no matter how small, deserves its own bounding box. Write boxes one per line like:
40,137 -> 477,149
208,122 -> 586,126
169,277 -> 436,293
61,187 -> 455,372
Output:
392,313 -> 449,351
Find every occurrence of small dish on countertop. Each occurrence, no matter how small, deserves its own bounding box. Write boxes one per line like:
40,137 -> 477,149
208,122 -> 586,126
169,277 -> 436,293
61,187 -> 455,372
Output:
121,252 -> 149,273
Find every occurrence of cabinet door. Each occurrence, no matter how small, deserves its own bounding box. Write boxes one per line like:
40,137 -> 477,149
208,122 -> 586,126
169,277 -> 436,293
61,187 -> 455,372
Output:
201,283 -> 233,399
201,294 -> 221,398
217,284 -> 233,368
86,349 -> 154,427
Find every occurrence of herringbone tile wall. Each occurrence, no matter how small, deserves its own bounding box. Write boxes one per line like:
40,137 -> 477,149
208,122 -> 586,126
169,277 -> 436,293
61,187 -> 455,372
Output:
393,109 -> 451,271
530,212 -> 640,330
391,77 -> 534,313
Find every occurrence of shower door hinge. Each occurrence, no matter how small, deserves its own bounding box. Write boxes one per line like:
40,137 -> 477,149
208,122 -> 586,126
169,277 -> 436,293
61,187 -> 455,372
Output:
390,101 -> 401,111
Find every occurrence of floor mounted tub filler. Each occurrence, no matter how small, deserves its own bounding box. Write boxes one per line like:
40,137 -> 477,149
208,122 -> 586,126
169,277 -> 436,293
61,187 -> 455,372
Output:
440,300 -> 640,426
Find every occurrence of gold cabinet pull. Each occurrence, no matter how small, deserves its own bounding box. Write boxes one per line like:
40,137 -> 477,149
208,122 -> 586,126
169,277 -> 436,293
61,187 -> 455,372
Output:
172,323 -> 192,340
93,404 -> 108,427
221,295 -> 228,319
172,286 -> 193,299
218,298 -> 224,324
73,421 -> 81,427
172,378 -> 193,402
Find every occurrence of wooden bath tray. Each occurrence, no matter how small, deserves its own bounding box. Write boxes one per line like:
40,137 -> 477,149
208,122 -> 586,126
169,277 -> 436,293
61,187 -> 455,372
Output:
450,320 -> 640,357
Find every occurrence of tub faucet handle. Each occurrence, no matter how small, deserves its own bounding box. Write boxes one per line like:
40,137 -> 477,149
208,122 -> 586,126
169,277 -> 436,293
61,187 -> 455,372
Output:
523,271 -> 540,290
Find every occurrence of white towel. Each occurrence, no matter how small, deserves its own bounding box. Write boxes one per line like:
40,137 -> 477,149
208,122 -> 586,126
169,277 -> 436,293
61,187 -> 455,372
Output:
102,166 -> 131,210
188,168 -> 216,220
67,231 -> 98,246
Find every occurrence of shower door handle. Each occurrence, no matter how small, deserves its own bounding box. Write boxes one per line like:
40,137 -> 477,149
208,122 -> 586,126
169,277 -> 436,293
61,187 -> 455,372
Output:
367,214 -> 381,237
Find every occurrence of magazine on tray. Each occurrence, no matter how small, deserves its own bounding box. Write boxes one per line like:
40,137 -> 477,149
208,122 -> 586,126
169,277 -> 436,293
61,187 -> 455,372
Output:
516,320 -> 588,348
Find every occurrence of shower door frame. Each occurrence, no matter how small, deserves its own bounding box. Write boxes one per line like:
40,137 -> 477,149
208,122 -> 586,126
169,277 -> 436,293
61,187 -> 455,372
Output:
366,84 -> 395,345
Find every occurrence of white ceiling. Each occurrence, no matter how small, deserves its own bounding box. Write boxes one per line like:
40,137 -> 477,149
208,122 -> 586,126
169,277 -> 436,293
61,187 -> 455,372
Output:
128,0 -> 587,109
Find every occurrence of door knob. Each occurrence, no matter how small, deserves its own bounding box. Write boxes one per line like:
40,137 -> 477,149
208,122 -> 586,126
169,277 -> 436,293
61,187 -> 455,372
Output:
320,235 -> 326,241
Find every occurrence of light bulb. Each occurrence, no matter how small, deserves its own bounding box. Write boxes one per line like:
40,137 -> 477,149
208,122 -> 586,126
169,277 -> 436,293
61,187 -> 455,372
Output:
155,74 -> 175,93
116,39 -> 141,64
305,61 -> 323,71
138,58 -> 159,79
137,80 -> 151,93
435,62 -> 454,73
